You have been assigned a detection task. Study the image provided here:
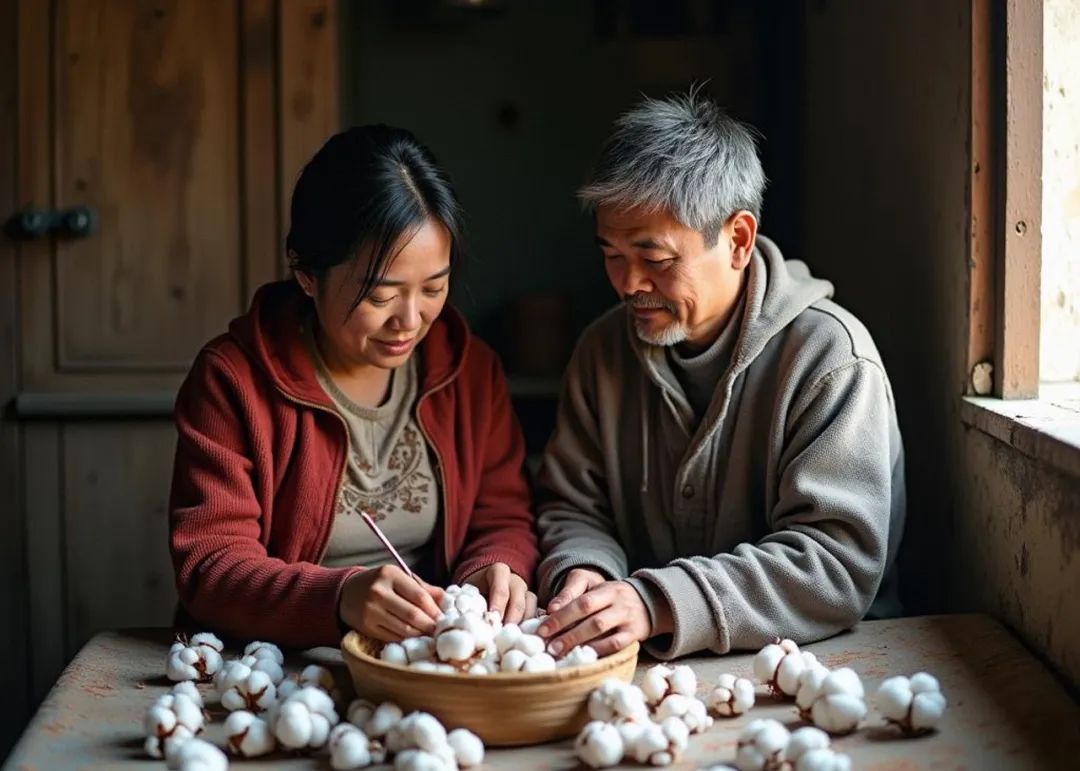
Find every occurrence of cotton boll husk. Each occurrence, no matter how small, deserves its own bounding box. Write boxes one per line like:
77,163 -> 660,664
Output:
873,677 -> 913,721
367,702 -> 404,738
500,648 -> 529,672
523,652 -> 557,673
448,728 -> 484,767
171,681 -> 204,708
795,748 -> 852,771
910,691 -> 948,732
381,642 -> 409,666
224,710 -> 276,757
514,634 -> 545,657
329,724 -> 372,770
810,693 -> 866,735
403,636 -> 436,663
786,726 -> 830,762
164,737 -> 228,771
575,721 -> 624,769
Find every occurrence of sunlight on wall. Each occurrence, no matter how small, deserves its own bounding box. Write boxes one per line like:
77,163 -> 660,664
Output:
1042,0 -> 1080,383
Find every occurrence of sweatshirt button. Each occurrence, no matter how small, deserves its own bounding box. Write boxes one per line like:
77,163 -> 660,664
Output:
681,483 -> 694,499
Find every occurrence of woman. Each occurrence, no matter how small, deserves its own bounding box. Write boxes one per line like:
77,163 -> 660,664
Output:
169,125 -> 538,648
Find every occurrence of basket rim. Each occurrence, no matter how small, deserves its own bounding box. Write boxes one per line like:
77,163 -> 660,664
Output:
341,631 -> 639,684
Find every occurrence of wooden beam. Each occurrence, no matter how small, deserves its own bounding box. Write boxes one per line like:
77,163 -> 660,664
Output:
995,0 -> 1042,398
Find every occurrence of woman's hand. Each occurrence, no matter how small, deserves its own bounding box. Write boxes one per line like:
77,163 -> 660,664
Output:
339,565 -> 444,642
462,562 -> 537,624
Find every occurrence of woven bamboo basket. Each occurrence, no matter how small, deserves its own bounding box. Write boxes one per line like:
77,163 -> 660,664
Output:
340,631 -> 639,746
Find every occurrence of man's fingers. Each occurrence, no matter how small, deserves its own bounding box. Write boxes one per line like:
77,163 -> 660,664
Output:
486,564 -> 512,618
547,605 -> 624,656
538,585 -> 614,639
583,629 -> 634,659
503,577 -> 528,625
524,591 -> 539,621
547,570 -> 594,613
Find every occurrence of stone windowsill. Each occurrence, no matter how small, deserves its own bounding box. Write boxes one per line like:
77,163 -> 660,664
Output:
961,382 -> 1080,479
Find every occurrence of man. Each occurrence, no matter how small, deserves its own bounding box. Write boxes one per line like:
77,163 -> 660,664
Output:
535,91 -> 905,660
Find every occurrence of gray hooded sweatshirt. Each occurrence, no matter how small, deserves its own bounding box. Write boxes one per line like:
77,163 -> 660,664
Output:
535,236 -> 905,659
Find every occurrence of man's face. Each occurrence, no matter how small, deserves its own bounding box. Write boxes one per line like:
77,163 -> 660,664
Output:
595,204 -> 755,350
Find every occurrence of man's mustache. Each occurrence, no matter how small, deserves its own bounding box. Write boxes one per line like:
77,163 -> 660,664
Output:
624,293 -> 677,313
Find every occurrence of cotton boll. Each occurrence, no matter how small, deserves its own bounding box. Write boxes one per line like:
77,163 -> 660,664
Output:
221,669 -> 277,713
500,649 -> 529,672
795,664 -> 830,720
735,719 -> 790,771
909,672 -> 940,694
274,701 -> 314,749
238,653 -> 285,685
346,698 -> 376,730
588,678 -> 650,723
145,694 -> 205,759
753,644 -> 787,687
214,660 -> 253,698
461,614 -> 497,648
810,694 -> 866,736
381,642 -> 409,666
523,652 -> 557,673
329,723 -> 374,770
273,687 -> 339,750
164,737 -> 228,771
404,636 -> 437,663
655,694 -> 713,734
436,629 -> 476,663
454,591 -> 488,615
518,616 -> 544,636
709,673 -> 756,717
366,702 -> 404,739
407,712 -> 449,753
394,749 -> 455,771
776,651 -> 816,697
434,611 -> 463,636
627,717 -> 688,766
668,665 -> 697,697
170,681 -> 204,708
557,645 -> 600,668
575,721 -> 625,768
167,639 -> 224,683
873,676 -> 914,722
190,633 -> 224,653
808,668 -> 866,735
299,664 -> 336,692
448,728 -> 484,767
243,640 -> 284,666
785,726 -> 830,763
514,634 -> 545,657
910,690 -> 947,733
494,623 -> 523,656
145,724 -> 194,760
224,710 -> 276,757
641,665 -> 674,705
794,748 -> 852,771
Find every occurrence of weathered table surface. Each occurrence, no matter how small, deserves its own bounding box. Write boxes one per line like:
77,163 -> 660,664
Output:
5,614 -> 1079,770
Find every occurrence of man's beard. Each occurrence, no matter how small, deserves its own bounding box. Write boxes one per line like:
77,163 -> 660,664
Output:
625,294 -> 687,346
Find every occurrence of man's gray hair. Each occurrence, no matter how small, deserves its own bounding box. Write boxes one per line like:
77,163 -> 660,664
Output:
579,90 -> 766,245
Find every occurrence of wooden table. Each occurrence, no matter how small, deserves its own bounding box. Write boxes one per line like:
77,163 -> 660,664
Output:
5,615 -> 1079,770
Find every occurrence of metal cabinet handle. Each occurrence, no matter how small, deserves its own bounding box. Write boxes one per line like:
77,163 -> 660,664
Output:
3,206 -> 98,240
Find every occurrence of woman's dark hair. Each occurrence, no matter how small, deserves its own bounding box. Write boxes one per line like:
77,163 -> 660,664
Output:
285,124 -> 464,312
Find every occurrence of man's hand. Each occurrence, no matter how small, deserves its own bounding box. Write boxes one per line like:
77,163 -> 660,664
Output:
339,566 -> 444,642
546,568 -> 608,612
537,579 -> 652,658
462,562 -> 537,624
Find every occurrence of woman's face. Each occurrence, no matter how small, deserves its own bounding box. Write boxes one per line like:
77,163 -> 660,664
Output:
297,218 -> 452,372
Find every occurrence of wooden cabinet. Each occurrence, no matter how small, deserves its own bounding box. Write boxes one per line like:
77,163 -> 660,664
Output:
0,0 -> 339,755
